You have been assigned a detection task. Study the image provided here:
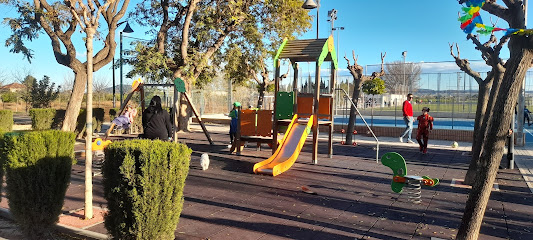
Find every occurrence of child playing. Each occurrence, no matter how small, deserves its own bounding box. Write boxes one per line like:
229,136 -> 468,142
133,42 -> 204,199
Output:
229,102 -> 241,144
416,107 -> 434,154
112,104 -> 138,130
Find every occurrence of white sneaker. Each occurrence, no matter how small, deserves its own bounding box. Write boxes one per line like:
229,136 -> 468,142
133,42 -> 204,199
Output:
399,137 -> 403,143
407,140 -> 415,144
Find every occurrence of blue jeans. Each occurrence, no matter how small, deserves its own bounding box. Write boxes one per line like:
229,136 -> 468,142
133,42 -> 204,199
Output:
400,116 -> 413,141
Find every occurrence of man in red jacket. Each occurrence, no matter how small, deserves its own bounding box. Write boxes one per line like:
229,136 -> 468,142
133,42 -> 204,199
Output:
399,93 -> 415,143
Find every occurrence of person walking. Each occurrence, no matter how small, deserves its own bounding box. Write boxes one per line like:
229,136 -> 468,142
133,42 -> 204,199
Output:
141,96 -> 173,141
399,93 -> 415,143
416,107 -> 434,154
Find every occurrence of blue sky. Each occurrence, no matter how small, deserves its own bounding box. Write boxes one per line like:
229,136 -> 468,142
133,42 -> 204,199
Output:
0,0 -> 529,87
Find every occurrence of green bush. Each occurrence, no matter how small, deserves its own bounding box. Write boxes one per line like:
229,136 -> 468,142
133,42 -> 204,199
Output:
2,130 -> 75,239
29,108 -> 56,130
93,108 -> 105,132
0,110 -> 13,132
52,109 -> 66,130
76,108 -> 105,138
109,108 -> 118,120
103,139 -> 191,240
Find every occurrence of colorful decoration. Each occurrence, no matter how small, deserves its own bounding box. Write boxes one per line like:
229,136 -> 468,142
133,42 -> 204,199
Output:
458,0 -> 533,36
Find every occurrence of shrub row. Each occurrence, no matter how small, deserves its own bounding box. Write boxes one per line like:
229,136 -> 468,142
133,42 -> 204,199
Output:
0,110 -> 13,132
0,130 -> 75,239
103,139 -> 191,239
29,108 -> 56,130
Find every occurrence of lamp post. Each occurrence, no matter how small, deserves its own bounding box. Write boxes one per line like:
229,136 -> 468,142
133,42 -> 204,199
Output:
302,0 -> 319,39
119,22 -> 134,106
112,58 -> 116,108
402,51 -> 407,95
332,26 -> 344,90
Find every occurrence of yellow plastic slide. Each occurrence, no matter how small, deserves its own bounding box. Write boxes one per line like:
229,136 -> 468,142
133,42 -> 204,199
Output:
253,114 -> 314,176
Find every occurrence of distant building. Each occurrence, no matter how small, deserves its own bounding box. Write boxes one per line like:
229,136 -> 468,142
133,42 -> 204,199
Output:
0,83 -> 26,93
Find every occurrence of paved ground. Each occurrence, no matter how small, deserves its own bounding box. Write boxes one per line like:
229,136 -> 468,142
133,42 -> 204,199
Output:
1,122 -> 532,239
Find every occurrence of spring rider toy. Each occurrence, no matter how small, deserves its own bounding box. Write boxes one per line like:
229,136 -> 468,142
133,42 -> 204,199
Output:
381,152 -> 439,204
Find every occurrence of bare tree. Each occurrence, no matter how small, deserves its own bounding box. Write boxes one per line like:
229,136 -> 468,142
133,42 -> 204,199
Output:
0,68 -> 8,87
93,75 -> 110,107
450,41 -> 500,185
250,59 -> 290,109
453,1 -> 533,239
10,67 -> 33,84
382,61 -> 421,94
343,51 -> 386,144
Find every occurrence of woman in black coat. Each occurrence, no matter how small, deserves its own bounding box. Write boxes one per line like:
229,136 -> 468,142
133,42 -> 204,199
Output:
142,96 -> 173,140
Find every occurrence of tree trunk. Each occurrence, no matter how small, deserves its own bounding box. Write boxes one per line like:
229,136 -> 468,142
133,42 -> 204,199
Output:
457,48 -> 533,240
62,71 -> 87,132
464,81 -> 493,184
84,29 -> 95,220
177,76 -> 192,132
346,78 -> 363,144
257,82 -> 266,109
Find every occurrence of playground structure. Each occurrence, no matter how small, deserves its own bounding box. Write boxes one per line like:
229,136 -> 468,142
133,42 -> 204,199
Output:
230,107 -> 275,154
250,36 -> 338,176
104,78 -> 213,145
381,152 -> 439,204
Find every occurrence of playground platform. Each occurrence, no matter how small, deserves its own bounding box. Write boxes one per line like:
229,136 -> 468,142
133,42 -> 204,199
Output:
0,122 -> 532,239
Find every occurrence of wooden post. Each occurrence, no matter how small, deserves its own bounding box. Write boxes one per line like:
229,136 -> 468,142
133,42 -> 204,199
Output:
140,85 -> 145,112
328,61 -> 335,158
173,86 -> 179,143
272,59 -> 281,154
313,61 -> 320,164
183,92 -> 214,145
293,63 -> 299,116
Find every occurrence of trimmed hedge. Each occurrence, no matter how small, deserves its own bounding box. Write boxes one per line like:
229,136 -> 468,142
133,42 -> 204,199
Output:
76,108 -> 105,138
29,108 -> 56,130
0,110 -> 13,132
2,130 -> 75,239
51,109 -> 65,130
103,139 -> 191,240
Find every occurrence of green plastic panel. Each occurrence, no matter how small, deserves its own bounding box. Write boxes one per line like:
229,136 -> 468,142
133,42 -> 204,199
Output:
174,77 -> 186,93
275,92 -> 294,120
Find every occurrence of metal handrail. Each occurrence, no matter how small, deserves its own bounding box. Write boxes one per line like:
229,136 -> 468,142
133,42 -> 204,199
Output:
336,88 -> 380,163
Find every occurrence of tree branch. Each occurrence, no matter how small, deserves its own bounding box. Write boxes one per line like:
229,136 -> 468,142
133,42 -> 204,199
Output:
450,42 -> 483,84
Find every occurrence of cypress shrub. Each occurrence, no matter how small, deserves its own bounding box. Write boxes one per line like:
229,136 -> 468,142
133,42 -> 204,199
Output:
103,139 -> 191,240
0,110 -> 13,132
2,130 -> 75,239
29,108 -> 56,130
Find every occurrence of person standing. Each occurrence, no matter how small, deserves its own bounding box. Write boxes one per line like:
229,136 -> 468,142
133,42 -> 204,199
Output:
141,96 -> 173,141
524,106 -> 532,126
229,102 -> 241,144
416,107 -> 434,154
399,93 -> 415,143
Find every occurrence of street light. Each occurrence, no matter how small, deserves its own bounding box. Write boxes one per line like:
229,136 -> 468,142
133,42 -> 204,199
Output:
332,26 -> 344,91
119,22 -> 134,106
302,0 -> 319,39
402,51 -> 407,95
